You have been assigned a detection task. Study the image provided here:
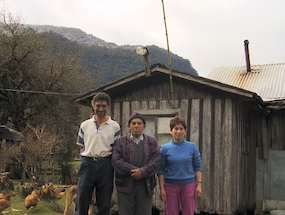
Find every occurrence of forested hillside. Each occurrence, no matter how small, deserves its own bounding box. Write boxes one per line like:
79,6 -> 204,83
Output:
31,25 -> 198,90
0,13 -> 197,184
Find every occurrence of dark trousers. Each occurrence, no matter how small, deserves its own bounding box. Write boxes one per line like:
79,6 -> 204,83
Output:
117,183 -> 153,215
75,156 -> 114,215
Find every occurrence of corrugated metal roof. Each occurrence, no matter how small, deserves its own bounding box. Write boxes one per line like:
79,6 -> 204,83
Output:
207,63 -> 285,101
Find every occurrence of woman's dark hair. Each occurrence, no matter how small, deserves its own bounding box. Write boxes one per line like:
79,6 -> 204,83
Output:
91,92 -> 111,106
169,116 -> 187,130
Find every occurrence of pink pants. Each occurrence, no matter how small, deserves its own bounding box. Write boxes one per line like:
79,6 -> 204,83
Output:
164,182 -> 196,215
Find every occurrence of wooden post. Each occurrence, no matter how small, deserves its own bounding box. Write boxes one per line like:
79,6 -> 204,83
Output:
1,138 -> 6,172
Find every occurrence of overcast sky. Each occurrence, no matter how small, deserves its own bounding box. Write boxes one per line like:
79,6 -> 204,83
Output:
1,0 -> 285,77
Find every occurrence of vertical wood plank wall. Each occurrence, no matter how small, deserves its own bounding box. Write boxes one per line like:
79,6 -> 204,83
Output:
111,96 -> 255,215
269,110 -> 285,150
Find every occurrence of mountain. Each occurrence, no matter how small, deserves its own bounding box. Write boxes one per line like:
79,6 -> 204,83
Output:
29,25 -> 119,48
28,25 -> 198,88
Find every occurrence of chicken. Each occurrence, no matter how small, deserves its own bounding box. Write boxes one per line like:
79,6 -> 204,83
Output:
25,189 -> 41,210
0,193 -> 5,199
0,194 -> 11,213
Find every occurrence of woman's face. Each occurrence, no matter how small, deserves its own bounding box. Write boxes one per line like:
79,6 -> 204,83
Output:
170,123 -> 186,143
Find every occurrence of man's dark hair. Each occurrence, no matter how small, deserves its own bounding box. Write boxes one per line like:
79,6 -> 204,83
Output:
91,92 -> 111,106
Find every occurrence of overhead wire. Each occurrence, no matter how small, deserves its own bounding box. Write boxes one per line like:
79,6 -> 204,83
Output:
0,88 -> 79,97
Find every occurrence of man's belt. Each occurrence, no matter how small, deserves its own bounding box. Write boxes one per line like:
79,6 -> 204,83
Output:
82,154 -> 112,161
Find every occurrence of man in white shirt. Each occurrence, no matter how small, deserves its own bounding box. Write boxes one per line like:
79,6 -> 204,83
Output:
75,92 -> 121,215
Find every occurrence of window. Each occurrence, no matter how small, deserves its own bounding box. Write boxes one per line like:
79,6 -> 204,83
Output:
136,109 -> 181,146
157,117 -> 172,146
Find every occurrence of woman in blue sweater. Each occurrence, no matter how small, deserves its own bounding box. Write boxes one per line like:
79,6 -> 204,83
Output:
158,116 -> 203,215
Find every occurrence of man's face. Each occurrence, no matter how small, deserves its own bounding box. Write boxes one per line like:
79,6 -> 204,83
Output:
92,100 -> 108,118
128,118 -> 146,138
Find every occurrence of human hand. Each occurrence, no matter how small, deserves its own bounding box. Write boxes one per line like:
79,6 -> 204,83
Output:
160,189 -> 166,201
195,184 -> 202,198
131,168 -> 143,180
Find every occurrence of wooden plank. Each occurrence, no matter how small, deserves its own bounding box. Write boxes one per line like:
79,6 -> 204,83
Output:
122,102 -> 130,135
181,98 -> 189,138
248,112 -> 257,209
270,114 -> 278,149
256,117 -> 263,159
141,101 -> 148,110
270,110 -> 285,150
190,99 -> 200,144
149,100 -> 157,109
282,111 -> 285,150
272,111 -> 284,150
132,109 -> 180,116
131,101 -> 140,112
181,99 -> 189,122
202,98 -> 213,211
242,107 -> 251,210
261,116 -> 269,159
234,103 -> 240,211
160,99 -> 175,110
160,100 -> 168,110
222,98 -> 233,214
214,99 -> 222,213
267,112 -> 272,149
113,101 -> 121,125
190,99 -> 202,212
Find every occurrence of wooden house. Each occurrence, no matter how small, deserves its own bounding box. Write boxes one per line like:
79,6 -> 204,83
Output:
0,125 -> 23,173
74,63 -> 268,215
207,62 -> 285,214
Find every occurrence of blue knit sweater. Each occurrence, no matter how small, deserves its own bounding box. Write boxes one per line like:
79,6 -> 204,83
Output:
158,139 -> 203,185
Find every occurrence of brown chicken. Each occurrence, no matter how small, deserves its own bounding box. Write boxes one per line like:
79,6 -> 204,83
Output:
25,189 -> 41,210
0,194 -> 11,213
0,193 -> 5,199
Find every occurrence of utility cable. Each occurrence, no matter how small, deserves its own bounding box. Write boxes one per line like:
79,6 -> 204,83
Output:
0,88 -> 79,97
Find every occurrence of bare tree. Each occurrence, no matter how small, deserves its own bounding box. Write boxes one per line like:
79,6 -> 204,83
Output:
0,10 -> 93,127
0,11 -> 93,182
0,12 -> 43,129
8,124 -> 66,184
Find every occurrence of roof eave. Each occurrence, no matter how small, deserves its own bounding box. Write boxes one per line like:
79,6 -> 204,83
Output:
74,64 -> 265,108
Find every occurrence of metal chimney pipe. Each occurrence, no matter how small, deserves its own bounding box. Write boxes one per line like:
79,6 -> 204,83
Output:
244,40 -> 251,72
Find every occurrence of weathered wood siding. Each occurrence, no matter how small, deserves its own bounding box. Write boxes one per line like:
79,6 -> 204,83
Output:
269,109 -> 285,150
255,109 -> 285,213
78,67 -> 283,214
108,76 -> 258,214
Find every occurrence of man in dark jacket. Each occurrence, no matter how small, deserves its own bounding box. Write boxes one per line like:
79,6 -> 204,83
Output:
112,113 -> 160,215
